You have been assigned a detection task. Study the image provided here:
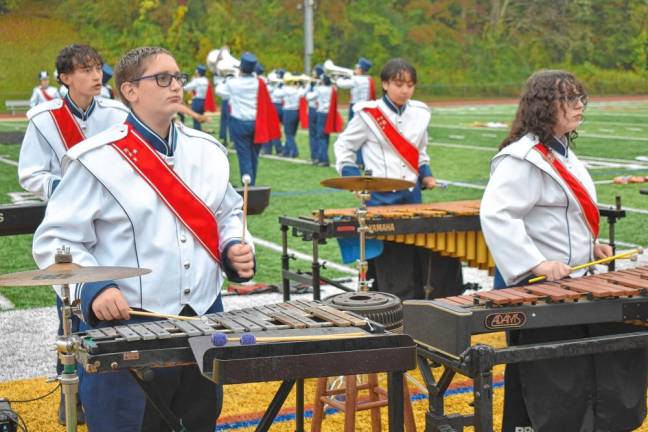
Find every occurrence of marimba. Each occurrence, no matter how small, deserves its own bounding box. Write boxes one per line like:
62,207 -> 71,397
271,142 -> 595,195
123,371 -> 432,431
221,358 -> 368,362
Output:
402,268 -> 648,432
279,200 -> 626,300
76,300 -> 416,432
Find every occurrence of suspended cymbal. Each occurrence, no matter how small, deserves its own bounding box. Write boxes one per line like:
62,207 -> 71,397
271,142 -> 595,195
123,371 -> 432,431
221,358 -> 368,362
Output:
321,176 -> 415,192
0,262 -> 151,286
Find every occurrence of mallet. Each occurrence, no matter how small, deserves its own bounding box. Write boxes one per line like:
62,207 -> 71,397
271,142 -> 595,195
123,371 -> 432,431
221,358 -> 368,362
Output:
241,174 -> 251,243
210,331 -> 368,347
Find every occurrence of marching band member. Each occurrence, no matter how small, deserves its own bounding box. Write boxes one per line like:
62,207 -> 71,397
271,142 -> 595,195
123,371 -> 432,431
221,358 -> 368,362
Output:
480,69 -> 647,432
100,63 -> 114,99
306,64 -> 323,163
307,74 -> 336,166
334,58 -> 463,300
183,64 -> 209,130
215,74 -> 230,146
216,52 -> 280,185
336,56 -> 375,121
275,73 -> 308,158
20,44 -> 129,425
33,46 -> 255,432
29,70 -> 60,107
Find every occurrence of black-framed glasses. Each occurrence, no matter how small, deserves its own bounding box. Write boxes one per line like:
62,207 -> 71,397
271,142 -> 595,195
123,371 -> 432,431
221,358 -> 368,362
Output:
565,94 -> 588,107
130,72 -> 188,87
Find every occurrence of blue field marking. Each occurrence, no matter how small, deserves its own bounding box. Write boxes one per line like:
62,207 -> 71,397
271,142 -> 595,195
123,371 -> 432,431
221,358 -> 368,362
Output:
215,380 -> 505,430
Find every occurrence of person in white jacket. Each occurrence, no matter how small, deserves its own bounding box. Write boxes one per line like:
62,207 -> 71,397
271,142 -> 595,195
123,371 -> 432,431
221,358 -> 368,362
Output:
33,46 -> 255,432
480,69 -> 647,432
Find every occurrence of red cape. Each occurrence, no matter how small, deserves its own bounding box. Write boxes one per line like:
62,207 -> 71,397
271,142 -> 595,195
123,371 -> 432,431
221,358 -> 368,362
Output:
324,86 -> 344,134
254,78 -> 282,144
299,96 -> 309,129
204,81 -> 217,113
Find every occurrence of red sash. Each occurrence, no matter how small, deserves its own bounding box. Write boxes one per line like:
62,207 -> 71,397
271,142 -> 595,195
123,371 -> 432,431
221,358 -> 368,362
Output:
362,106 -> 418,174
324,86 -> 344,134
534,143 -> 600,238
299,96 -> 309,129
368,77 -> 376,100
41,88 -> 54,102
204,81 -> 217,113
112,126 -> 222,263
49,103 -> 85,150
253,78 -> 281,144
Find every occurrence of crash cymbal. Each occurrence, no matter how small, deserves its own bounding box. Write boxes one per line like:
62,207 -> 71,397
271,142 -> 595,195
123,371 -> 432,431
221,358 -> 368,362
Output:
0,262 -> 151,286
321,176 -> 415,192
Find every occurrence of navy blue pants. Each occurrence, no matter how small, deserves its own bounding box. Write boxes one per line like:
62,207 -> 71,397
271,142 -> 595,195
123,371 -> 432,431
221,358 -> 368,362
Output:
229,117 -> 261,185
282,109 -> 299,157
219,99 -> 229,143
191,97 -> 205,131
315,112 -> 330,164
308,107 -> 318,161
78,297 -> 224,432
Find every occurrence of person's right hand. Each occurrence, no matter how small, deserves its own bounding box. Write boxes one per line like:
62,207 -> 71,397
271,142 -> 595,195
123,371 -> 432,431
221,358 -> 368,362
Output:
531,260 -> 571,281
91,287 -> 131,321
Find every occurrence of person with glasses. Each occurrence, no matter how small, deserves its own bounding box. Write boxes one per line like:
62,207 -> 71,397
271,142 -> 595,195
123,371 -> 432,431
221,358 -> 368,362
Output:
19,44 -> 129,426
215,51 -> 280,185
33,46 -> 255,432
480,70 -> 647,431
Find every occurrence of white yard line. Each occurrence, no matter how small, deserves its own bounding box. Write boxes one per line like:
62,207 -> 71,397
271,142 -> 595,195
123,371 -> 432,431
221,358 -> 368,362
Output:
0,155 -> 18,167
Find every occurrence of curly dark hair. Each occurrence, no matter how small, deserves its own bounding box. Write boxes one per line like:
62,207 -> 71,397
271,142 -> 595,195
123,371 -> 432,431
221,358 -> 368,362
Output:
500,70 -> 588,149
55,44 -> 103,87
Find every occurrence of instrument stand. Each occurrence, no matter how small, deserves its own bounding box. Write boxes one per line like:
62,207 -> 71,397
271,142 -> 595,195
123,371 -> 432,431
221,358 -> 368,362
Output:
130,370 -> 187,432
54,247 -> 80,432
355,189 -> 373,292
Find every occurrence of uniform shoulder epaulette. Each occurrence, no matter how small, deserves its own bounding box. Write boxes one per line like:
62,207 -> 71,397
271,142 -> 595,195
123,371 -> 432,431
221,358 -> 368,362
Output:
408,100 -> 430,112
176,123 -> 228,155
66,123 -> 128,161
26,99 -> 64,120
353,100 -> 379,112
96,97 -> 129,112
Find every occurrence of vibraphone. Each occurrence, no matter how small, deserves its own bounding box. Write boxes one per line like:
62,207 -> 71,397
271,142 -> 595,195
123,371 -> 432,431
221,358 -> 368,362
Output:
279,200 -> 626,300
403,268 -> 648,432
76,300 -> 416,432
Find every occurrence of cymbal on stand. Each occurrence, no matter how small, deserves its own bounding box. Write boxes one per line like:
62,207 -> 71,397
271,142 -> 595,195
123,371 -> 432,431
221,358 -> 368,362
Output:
321,176 -> 415,192
0,262 -> 151,286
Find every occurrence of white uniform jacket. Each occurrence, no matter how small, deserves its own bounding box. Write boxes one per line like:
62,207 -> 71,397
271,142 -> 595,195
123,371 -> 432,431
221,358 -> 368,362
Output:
183,76 -> 209,99
18,96 -> 128,199
334,97 -> 432,183
32,120 -> 254,324
480,134 -> 597,286
336,75 -> 371,104
29,86 -> 60,108
215,75 -> 258,120
275,85 -> 307,111
309,85 -> 332,114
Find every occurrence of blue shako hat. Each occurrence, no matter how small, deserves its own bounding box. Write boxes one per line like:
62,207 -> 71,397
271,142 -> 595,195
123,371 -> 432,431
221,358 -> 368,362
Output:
240,52 -> 257,74
38,70 -> 49,80
314,64 -> 324,79
255,62 -> 265,75
356,57 -> 372,72
102,64 -> 113,85
196,64 -> 207,76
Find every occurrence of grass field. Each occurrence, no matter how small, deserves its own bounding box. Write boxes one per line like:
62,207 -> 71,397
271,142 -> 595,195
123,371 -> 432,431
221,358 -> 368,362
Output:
0,98 -> 647,309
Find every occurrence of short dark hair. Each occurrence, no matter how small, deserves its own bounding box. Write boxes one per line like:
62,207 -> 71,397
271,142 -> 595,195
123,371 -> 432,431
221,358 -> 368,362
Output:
55,44 -> 103,86
380,58 -> 417,86
500,70 -> 588,149
114,47 -> 173,106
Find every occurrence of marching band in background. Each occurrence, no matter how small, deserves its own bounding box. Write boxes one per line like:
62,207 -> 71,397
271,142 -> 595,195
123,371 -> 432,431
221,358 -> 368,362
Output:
29,70 -> 61,107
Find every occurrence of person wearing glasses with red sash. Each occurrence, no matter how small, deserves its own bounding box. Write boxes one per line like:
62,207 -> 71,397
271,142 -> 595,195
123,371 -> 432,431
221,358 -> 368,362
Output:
33,46 -> 255,432
19,45 -> 129,201
480,70 -> 647,432
333,58 -> 463,300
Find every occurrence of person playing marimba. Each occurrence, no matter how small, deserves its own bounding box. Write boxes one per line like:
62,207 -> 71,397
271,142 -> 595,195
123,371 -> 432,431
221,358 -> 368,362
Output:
32,46 -> 255,432
480,69 -> 647,432
334,58 -> 463,300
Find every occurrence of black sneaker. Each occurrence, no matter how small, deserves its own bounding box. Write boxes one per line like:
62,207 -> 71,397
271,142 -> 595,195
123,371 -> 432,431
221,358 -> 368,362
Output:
58,393 -> 85,425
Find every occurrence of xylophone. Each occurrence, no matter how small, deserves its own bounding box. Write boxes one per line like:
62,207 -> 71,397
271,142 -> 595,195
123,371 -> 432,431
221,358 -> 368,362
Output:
403,267 -> 648,432
76,300 -> 415,432
404,266 -> 648,358
280,200 -> 626,300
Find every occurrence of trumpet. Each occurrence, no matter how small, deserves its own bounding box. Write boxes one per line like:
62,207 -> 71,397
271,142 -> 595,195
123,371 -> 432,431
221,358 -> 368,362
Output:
206,47 -> 240,77
323,59 -> 353,80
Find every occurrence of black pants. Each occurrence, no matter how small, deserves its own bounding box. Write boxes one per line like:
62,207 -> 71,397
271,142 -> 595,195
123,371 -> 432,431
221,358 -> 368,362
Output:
502,323 -> 648,432
367,241 -> 463,301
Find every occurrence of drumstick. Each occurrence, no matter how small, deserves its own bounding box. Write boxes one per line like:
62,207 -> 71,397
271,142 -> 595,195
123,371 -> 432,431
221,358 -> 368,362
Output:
528,247 -> 643,284
241,174 -> 251,243
129,309 -> 201,321
211,331 -> 367,346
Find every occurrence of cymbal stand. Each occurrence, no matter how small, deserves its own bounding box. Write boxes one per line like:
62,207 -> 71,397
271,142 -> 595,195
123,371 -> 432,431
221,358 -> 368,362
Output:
355,190 -> 372,292
53,246 -> 80,432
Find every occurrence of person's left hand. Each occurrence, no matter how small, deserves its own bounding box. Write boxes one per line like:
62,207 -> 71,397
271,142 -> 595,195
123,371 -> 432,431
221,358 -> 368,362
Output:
227,243 -> 255,278
594,242 -> 613,259
421,176 -> 436,189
